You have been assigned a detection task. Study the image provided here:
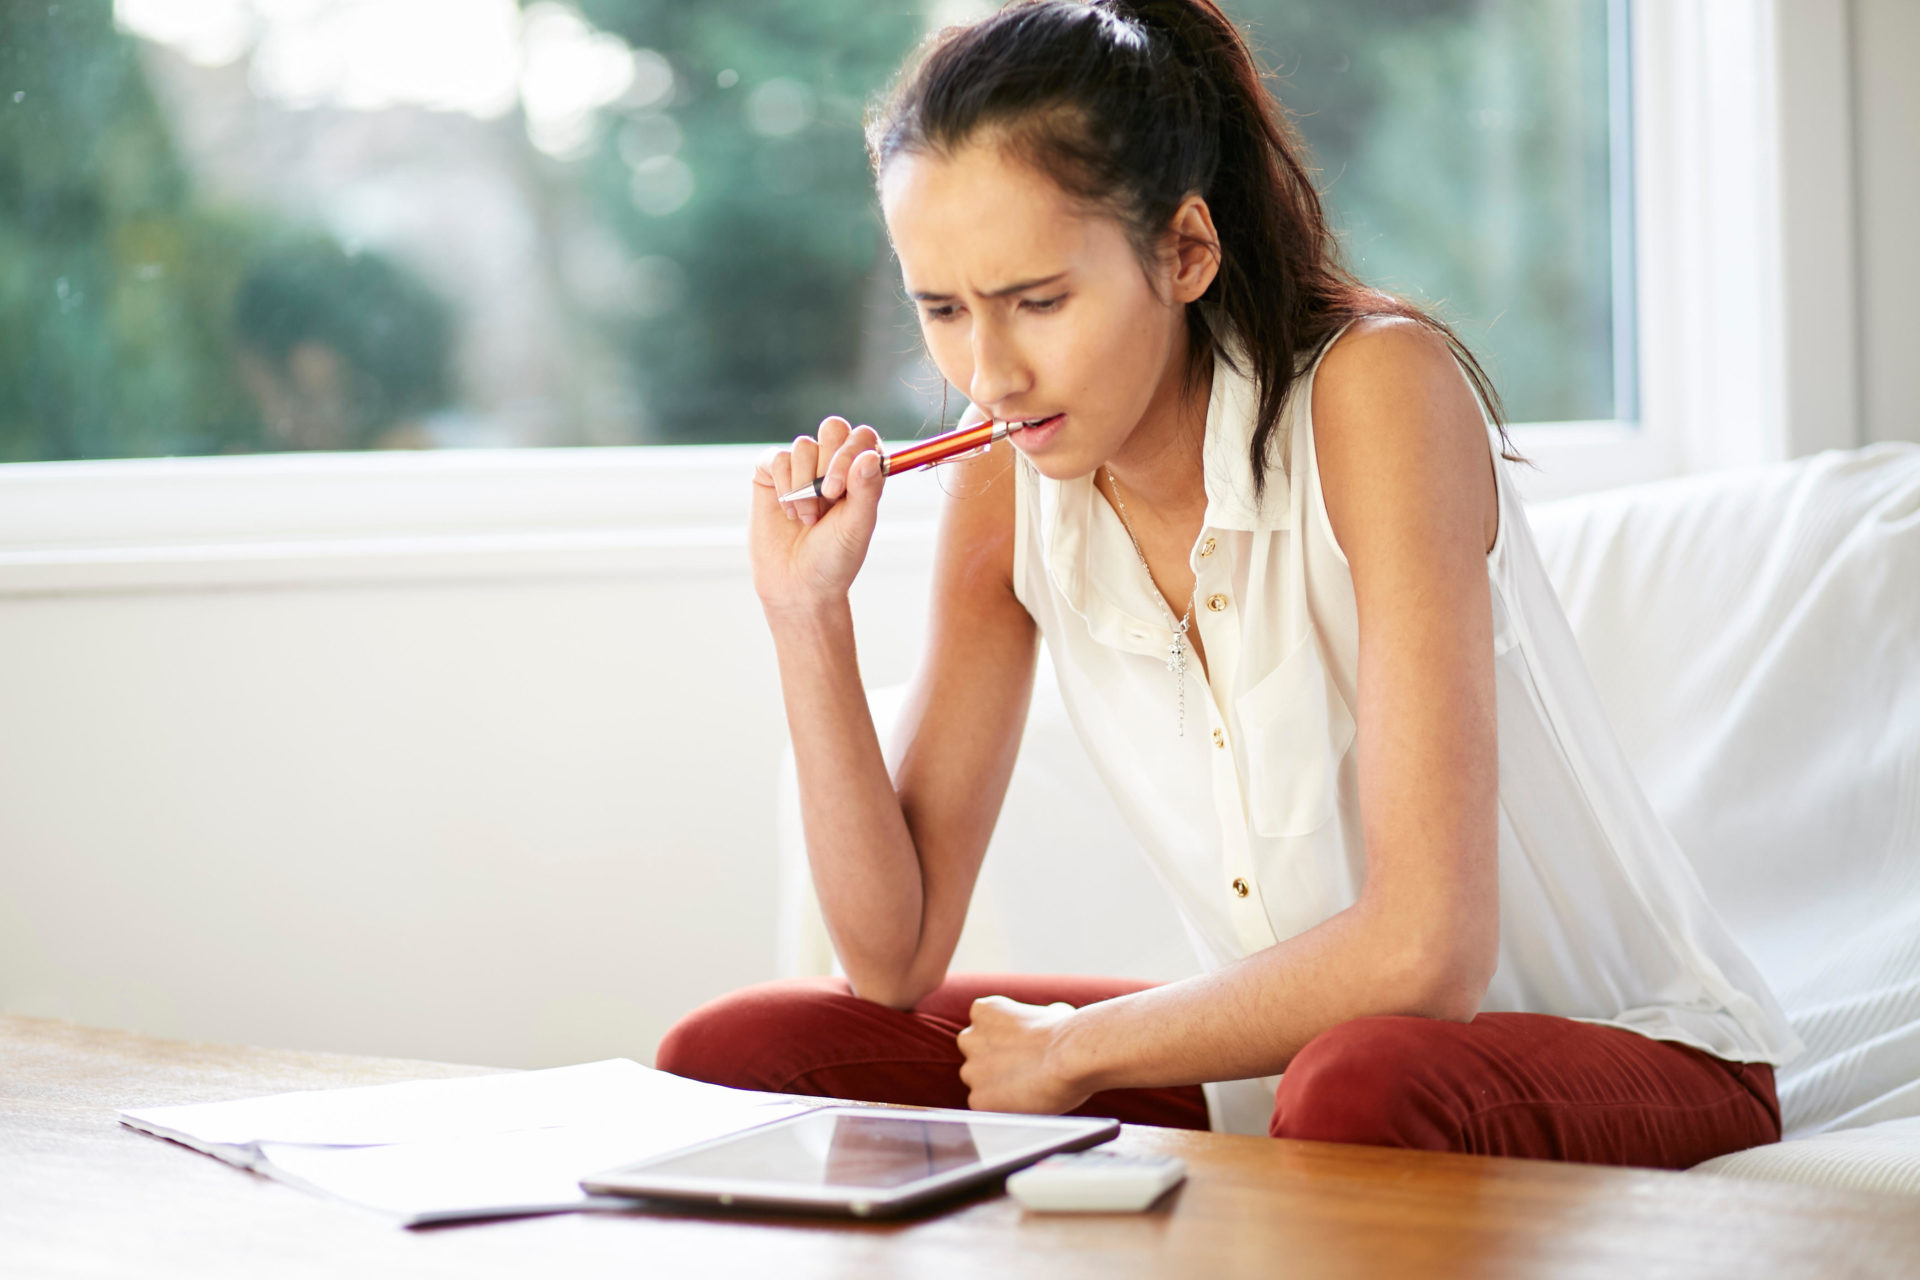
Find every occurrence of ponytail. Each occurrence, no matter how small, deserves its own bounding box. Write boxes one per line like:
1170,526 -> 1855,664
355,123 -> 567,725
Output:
868,0 -> 1518,493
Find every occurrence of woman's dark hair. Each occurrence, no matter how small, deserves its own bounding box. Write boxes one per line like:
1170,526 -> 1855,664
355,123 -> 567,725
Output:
867,0 -> 1520,492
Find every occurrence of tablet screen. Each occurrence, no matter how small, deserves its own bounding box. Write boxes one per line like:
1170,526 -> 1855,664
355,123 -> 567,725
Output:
630,1110 -> 1070,1190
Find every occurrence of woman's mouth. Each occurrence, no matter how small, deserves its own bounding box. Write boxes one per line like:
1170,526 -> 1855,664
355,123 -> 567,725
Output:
1009,413 -> 1066,450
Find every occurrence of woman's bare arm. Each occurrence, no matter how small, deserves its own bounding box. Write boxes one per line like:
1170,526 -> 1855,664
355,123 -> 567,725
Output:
764,436 -> 1036,1009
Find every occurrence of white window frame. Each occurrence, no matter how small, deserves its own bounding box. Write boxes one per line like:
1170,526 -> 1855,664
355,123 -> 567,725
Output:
1511,0 -> 1859,504
0,0 -> 1860,592
1629,0 -> 1858,469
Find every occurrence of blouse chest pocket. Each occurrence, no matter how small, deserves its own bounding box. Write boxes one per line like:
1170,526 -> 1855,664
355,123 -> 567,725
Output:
1233,634 -> 1358,837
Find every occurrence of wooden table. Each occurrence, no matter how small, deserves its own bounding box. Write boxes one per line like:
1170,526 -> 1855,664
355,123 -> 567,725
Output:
4,1015 -> 1915,1279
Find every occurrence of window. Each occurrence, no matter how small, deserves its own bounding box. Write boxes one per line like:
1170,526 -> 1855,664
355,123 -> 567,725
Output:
1243,0 -> 1633,427
5,0 -> 1630,464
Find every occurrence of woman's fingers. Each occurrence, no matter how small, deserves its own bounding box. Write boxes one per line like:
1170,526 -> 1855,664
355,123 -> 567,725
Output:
821,424 -> 881,501
748,415 -> 888,609
756,445 -> 800,524
816,415 -> 852,465
763,418 -> 877,528
788,433 -> 823,525
795,419 -> 861,525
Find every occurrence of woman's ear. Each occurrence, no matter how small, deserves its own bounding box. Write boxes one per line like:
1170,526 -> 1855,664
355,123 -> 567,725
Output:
1165,195 -> 1222,305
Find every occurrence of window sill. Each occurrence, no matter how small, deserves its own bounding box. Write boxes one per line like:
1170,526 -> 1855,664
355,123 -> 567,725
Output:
0,446 -> 943,598
0,422 -> 1663,598
1503,421 -> 1672,504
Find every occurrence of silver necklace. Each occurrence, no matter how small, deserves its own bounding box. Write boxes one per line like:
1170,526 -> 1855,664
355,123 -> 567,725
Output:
1106,465 -> 1195,736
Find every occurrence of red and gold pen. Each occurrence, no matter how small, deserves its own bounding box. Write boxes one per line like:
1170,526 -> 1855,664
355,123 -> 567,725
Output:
777,417 -> 1030,503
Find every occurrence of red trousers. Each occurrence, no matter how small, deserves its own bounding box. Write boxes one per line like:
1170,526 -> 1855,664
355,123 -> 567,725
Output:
656,974 -> 1781,1168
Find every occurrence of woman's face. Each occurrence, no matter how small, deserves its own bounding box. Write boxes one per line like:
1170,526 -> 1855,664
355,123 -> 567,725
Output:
880,142 -> 1193,480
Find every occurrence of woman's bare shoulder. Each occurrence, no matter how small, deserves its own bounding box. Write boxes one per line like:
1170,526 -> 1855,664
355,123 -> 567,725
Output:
1308,314 -> 1497,562
1314,314 -> 1468,402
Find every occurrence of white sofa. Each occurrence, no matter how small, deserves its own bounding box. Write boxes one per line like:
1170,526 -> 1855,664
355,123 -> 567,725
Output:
779,442 -> 1920,1195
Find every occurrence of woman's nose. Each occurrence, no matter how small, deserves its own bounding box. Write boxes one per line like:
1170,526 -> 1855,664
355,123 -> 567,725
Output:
967,318 -> 1029,410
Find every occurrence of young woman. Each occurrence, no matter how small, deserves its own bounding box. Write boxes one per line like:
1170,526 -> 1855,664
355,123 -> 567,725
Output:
658,0 -> 1797,1164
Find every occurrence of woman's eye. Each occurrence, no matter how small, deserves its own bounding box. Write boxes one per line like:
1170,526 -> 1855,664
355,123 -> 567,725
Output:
1022,295 -> 1067,314
922,304 -> 960,322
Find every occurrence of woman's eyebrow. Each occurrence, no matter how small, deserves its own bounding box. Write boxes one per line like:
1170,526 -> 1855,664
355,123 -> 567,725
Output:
908,272 -> 1068,302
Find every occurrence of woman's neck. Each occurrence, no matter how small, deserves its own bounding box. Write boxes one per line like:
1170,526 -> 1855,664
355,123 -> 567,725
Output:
1100,341 -> 1212,526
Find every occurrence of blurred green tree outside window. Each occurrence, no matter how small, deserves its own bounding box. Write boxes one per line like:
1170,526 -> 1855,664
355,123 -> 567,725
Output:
0,0 -> 1625,461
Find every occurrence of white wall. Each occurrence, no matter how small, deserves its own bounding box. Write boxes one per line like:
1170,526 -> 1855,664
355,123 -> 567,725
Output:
0,451 -> 939,1069
1854,0 -> 1920,447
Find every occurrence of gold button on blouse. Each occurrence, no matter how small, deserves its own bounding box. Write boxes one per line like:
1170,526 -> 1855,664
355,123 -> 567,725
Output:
1231,877 -> 1250,898
1206,593 -> 1228,613
1199,536 -> 1217,558
1211,728 -> 1225,748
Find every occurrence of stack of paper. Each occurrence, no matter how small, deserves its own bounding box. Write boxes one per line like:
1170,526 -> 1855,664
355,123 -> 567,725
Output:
120,1059 -> 811,1225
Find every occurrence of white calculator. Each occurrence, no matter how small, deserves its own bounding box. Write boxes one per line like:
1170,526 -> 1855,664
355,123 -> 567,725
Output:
1004,1147 -> 1187,1212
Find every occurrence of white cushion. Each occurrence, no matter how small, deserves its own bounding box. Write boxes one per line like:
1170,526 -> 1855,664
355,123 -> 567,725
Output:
1692,1117 -> 1920,1196
1528,443 -> 1920,1137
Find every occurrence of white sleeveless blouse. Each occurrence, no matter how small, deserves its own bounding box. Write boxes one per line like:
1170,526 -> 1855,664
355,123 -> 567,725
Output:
1009,338 -> 1801,1135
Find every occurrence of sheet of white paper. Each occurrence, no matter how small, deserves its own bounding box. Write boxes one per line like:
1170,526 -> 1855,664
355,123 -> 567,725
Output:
120,1058 -> 782,1148
257,1106 -> 811,1225
120,1058 -> 818,1225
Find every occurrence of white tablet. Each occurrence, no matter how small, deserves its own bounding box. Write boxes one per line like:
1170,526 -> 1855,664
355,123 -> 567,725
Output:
580,1106 -> 1120,1218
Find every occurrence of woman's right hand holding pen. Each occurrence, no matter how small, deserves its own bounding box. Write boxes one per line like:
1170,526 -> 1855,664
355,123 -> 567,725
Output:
751,416 -> 887,615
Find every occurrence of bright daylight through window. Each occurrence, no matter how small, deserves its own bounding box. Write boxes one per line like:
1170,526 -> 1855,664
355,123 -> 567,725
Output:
1,0 -> 1629,462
